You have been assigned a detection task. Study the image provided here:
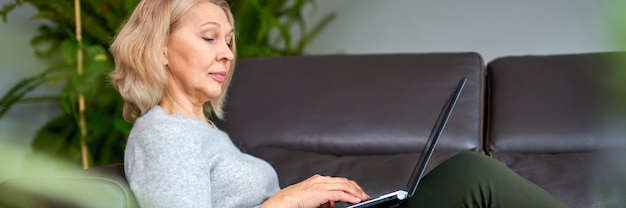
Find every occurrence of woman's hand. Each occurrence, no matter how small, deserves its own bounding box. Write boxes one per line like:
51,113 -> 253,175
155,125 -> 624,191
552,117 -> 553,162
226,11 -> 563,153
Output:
260,174 -> 371,208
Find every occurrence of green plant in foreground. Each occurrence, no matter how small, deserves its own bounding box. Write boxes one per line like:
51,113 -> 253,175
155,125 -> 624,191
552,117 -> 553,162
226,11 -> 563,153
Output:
604,1 -> 626,117
1,0 -> 335,171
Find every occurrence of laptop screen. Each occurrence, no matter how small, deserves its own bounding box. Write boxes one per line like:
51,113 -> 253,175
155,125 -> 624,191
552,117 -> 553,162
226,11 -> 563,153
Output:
405,78 -> 467,197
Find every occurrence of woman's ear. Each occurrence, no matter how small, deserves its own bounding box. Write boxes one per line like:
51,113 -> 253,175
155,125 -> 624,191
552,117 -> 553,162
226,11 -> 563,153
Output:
161,47 -> 169,66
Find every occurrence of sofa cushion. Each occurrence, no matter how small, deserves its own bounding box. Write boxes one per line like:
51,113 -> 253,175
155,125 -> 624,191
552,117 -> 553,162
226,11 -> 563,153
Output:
493,152 -> 626,208
485,52 -> 626,208
247,147 -> 461,198
486,52 -> 626,153
216,53 -> 485,155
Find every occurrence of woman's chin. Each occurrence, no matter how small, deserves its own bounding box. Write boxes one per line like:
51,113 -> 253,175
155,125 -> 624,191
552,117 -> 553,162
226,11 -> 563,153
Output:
203,89 -> 223,100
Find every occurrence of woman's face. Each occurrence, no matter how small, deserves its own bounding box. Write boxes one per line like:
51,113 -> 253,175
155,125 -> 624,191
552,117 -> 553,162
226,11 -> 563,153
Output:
163,2 -> 234,106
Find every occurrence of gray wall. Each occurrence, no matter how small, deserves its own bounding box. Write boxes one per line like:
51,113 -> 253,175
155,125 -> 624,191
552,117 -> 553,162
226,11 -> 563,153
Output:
305,0 -> 621,62
0,0 -> 621,181
0,3 -> 62,181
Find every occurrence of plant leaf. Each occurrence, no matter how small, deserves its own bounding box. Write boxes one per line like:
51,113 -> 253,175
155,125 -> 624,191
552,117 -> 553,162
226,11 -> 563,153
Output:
0,0 -> 24,22
61,39 -> 79,65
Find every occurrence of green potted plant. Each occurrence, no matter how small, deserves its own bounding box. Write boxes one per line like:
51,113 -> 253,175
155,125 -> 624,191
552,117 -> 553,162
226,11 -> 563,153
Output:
0,0 -> 335,171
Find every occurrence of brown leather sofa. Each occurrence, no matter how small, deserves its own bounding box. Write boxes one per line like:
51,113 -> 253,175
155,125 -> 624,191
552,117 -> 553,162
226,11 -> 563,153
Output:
1,52 -> 624,208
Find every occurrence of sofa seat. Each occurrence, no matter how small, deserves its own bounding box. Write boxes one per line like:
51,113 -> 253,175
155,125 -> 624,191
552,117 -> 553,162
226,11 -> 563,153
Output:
247,147 -> 463,197
494,152 -> 626,207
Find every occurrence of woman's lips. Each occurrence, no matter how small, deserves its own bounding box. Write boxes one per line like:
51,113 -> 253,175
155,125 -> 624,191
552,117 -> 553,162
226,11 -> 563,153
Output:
209,71 -> 227,83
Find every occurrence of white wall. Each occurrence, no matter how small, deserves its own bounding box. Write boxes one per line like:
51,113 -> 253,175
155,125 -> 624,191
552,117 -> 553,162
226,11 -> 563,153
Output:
304,0 -> 621,62
0,2 -> 62,181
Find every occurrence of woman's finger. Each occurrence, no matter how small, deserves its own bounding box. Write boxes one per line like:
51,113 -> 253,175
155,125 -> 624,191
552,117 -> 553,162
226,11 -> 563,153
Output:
328,177 -> 370,200
310,175 -> 370,201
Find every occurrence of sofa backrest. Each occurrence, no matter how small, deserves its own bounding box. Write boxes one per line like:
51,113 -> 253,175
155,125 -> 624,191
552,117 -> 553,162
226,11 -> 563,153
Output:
485,52 -> 626,153
216,53 -> 484,155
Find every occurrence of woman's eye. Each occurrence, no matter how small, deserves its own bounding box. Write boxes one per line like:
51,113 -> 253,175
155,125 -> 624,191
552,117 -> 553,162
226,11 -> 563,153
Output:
202,37 -> 214,42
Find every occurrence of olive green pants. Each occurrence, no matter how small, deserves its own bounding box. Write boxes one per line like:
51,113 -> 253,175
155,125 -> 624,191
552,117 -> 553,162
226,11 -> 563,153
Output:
400,152 -> 567,208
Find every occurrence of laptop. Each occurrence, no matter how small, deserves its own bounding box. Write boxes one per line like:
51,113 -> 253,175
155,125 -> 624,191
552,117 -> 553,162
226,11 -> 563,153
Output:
346,77 -> 467,208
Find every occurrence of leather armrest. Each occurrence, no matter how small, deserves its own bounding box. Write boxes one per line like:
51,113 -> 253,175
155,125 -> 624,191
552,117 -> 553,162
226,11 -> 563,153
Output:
0,164 -> 137,208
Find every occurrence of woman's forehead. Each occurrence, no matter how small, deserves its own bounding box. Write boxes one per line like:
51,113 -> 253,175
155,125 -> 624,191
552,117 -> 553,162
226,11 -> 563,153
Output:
184,2 -> 232,30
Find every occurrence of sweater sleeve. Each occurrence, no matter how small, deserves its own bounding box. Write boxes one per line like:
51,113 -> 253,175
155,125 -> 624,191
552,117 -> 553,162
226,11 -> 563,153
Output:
125,122 -> 213,208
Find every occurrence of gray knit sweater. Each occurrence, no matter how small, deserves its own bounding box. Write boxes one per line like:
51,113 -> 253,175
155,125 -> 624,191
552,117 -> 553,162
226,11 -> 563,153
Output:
125,106 -> 280,208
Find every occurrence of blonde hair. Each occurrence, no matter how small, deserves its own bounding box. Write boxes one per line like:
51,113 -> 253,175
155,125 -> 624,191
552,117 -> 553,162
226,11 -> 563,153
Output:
110,0 -> 236,123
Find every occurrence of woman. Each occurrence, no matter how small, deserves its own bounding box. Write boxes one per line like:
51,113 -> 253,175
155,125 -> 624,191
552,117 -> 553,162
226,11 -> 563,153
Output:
110,0 -> 567,207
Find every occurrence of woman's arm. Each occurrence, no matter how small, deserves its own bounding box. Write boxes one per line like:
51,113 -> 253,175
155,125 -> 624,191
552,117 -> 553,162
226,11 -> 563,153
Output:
260,174 -> 371,208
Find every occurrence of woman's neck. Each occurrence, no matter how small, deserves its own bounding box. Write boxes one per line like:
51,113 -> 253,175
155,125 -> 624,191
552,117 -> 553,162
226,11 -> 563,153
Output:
159,92 -> 206,122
